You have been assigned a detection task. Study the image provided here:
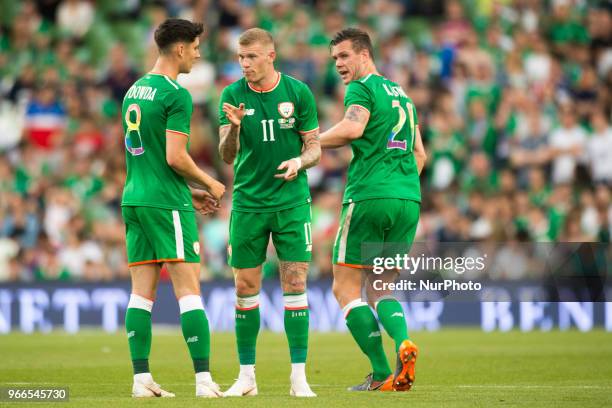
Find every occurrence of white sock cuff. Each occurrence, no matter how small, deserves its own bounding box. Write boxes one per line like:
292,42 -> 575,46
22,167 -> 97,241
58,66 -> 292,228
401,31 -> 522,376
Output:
291,362 -> 306,377
195,371 -> 211,383
134,372 -> 152,381
178,294 -> 204,314
239,364 -> 256,378
283,293 -> 308,310
374,295 -> 398,310
128,294 -> 153,312
236,294 -> 259,310
342,298 -> 368,319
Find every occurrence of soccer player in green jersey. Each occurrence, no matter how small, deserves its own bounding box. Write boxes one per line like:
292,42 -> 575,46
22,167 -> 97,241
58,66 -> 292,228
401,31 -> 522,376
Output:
217,28 -> 320,397
320,28 -> 428,392
121,19 -> 226,398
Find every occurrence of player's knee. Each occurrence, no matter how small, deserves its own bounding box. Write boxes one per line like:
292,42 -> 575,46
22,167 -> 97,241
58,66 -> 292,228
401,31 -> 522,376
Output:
131,288 -> 156,302
331,279 -> 344,302
284,279 -> 306,294
131,282 -> 157,301
332,278 -> 361,306
173,286 -> 200,300
235,276 -> 260,296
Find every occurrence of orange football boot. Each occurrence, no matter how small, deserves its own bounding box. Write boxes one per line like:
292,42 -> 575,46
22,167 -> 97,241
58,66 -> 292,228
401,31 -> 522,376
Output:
392,339 -> 418,391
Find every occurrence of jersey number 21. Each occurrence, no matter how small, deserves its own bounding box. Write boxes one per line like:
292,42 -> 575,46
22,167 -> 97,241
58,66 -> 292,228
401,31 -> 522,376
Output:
387,100 -> 415,151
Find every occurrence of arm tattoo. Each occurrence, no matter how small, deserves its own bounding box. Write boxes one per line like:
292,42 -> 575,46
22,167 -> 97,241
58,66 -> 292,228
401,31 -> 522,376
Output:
298,129 -> 321,169
345,105 -> 369,124
279,261 -> 309,294
218,125 -> 240,164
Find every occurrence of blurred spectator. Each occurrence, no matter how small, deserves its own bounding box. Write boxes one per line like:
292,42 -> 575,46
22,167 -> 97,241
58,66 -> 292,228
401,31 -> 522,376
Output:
72,115 -> 105,157
510,111 -> 551,187
548,2 -> 589,58
43,188 -> 78,246
24,85 -> 66,149
1,194 -> 40,249
439,0 -> 471,47
427,110 -> 466,190
103,44 -> 140,103
0,236 -> 20,281
586,109 -> 612,184
461,152 -> 498,195
548,106 -> 587,185
466,98 -> 496,157
524,35 -> 552,87
56,0 -> 94,40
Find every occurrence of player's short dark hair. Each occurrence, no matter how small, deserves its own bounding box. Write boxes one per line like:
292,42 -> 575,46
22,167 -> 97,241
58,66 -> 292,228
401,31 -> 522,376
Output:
154,18 -> 204,53
329,28 -> 374,59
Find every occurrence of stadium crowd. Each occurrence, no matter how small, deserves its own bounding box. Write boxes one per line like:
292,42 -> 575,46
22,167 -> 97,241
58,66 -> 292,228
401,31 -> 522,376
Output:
0,0 -> 611,282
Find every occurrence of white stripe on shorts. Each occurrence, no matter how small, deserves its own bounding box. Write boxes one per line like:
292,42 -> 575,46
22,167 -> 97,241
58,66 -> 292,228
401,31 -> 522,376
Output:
337,202 -> 355,264
172,210 -> 185,259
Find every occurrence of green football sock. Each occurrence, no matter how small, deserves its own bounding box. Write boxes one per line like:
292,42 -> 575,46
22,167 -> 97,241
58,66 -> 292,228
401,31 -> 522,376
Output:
376,297 -> 409,352
344,300 -> 392,381
235,294 -> 260,365
179,295 -> 210,373
284,292 -> 309,363
125,294 -> 153,374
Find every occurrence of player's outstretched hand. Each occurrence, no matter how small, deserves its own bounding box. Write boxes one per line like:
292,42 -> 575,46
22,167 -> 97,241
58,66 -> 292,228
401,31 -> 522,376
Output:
222,103 -> 246,126
275,158 -> 300,181
192,190 -> 220,215
207,179 -> 226,201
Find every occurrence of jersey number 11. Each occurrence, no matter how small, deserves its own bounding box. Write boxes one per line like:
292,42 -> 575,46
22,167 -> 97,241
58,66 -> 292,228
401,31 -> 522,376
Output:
261,119 -> 275,142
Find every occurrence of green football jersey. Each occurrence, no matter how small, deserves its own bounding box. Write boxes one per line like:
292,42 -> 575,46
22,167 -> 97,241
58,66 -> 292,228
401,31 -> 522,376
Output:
342,74 -> 421,204
121,73 -> 194,211
219,73 -> 318,212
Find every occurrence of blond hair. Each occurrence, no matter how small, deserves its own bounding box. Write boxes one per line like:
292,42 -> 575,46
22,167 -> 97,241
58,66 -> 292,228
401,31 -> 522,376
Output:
238,28 -> 275,48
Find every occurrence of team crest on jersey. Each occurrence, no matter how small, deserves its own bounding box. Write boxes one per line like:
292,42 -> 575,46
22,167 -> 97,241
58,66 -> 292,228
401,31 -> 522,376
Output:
278,102 -> 294,118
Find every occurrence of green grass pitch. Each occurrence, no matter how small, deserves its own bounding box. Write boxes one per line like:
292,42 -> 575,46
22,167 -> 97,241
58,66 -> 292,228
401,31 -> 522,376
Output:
1,329 -> 611,407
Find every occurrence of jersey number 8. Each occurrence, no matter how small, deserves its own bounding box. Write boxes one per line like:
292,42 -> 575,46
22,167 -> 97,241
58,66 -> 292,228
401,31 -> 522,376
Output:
125,104 -> 145,156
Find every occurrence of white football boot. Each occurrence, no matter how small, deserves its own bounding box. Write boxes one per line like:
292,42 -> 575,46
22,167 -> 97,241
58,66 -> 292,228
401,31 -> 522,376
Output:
224,370 -> 258,397
195,372 -> 223,397
289,375 -> 317,397
132,373 -> 175,398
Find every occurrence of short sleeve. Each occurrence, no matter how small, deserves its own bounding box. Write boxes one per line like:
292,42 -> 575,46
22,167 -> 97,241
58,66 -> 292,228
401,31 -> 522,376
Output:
412,101 -> 419,126
166,87 -> 192,136
218,86 -> 234,127
297,84 -> 319,133
344,80 -> 372,112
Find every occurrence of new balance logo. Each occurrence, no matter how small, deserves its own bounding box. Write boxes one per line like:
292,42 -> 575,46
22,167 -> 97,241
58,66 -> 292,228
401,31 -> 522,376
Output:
186,336 -> 199,343
245,109 -> 255,116
391,312 -> 404,318
368,331 -> 381,338
127,331 -> 135,338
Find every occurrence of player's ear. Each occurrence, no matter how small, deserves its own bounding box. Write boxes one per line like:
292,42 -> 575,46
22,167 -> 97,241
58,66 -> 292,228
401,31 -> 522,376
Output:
268,49 -> 276,62
360,49 -> 369,62
176,43 -> 185,58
